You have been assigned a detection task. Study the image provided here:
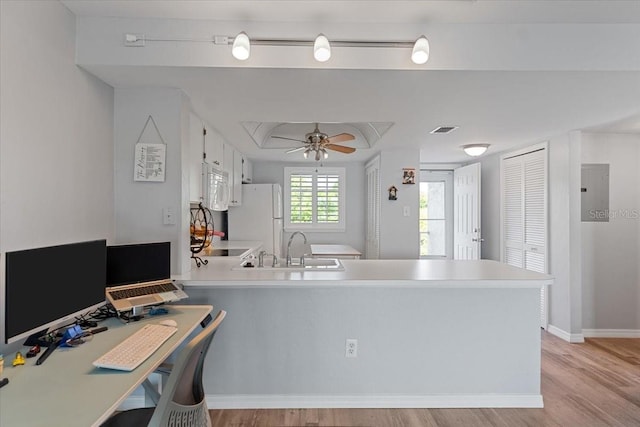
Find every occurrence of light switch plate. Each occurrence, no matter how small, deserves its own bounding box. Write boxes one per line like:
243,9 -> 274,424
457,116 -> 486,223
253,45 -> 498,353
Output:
403,206 -> 410,217
163,207 -> 176,225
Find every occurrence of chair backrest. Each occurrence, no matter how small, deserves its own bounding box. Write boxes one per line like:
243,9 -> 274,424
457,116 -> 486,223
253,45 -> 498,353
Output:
148,310 -> 226,427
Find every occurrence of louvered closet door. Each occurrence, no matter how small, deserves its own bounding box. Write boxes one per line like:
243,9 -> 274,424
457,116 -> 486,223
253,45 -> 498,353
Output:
502,148 -> 548,328
503,157 -> 524,267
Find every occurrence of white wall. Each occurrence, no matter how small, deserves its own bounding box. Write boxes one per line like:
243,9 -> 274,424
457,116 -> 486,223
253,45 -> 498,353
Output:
379,150 -> 420,259
0,1 -> 114,351
113,88 -> 191,274
251,161 -> 366,255
581,132 -> 640,331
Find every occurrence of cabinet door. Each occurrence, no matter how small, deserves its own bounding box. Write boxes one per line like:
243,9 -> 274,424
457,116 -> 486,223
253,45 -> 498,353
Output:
189,113 -> 205,202
242,156 -> 252,183
232,150 -> 243,205
203,123 -> 224,168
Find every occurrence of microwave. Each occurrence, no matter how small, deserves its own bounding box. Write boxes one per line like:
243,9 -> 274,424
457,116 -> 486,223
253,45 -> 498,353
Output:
202,163 -> 229,211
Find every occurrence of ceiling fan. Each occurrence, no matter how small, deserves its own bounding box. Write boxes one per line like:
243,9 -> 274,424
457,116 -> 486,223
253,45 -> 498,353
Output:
271,123 -> 356,161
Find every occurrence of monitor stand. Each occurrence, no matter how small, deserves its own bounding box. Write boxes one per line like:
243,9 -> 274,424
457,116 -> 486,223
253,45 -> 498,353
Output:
23,329 -> 56,347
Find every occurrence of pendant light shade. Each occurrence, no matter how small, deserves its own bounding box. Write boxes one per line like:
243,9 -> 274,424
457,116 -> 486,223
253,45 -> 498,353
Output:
232,32 -> 251,60
462,144 -> 490,157
411,36 -> 430,64
313,34 -> 331,62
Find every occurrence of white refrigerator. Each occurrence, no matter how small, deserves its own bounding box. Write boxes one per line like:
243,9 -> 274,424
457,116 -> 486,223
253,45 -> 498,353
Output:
228,184 -> 283,257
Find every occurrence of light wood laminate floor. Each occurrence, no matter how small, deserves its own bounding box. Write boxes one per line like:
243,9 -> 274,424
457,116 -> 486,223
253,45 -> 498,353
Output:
210,332 -> 640,426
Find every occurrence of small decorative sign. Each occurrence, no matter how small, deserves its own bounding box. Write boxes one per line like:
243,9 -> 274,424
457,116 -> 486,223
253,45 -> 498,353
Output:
134,143 -> 166,182
133,115 -> 167,182
402,168 -> 416,184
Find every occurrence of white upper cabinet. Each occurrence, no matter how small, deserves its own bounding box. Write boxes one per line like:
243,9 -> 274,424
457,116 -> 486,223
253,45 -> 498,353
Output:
224,143 -> 243,206
189,112 -> 205,203
203,121 -> 224,168
242,156 -> 252,184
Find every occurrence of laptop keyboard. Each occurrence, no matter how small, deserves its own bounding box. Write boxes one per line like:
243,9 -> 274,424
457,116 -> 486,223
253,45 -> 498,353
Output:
109,282 -> 177,300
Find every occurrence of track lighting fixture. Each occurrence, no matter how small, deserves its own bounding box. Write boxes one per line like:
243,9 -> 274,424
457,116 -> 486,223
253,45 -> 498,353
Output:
231,32 -> 250,60
411,36 -> 430,64
126,32 -> 431,64
313,34 -> 331,62
462,144 -> 490,157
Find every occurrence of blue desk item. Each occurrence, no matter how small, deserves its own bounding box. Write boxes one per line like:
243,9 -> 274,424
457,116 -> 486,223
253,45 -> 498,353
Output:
149,307 -> 169,316
60,325 -> 84,348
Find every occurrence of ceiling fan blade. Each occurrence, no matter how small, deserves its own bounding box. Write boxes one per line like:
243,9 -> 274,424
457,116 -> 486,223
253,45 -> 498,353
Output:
326,133 -> 355,144
272,136 -> 308,143
325,144 -> 356,154
286,146 -> 308,154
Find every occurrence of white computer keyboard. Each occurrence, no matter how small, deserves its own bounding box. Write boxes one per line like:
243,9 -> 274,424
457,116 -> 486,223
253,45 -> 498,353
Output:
92,323 -> 177,371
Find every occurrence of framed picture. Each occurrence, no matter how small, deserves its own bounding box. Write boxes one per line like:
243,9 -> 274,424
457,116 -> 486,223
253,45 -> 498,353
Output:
402,168 -> 415,184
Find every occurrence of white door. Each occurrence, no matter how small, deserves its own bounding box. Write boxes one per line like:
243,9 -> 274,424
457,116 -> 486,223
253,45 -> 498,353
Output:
501,146 -> 548,328
454,163 -> 481,260
365,156 -> 381,259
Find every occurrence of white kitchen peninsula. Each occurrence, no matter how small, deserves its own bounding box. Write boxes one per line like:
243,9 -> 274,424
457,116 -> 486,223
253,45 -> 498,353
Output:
174,259 -> 552,409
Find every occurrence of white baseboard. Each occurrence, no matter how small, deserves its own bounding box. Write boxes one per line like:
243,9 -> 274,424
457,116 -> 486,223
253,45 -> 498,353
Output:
205,394 -> 543,409
548,324 -> 584,343
121,393 -> 543,410
583,329 -> 640,338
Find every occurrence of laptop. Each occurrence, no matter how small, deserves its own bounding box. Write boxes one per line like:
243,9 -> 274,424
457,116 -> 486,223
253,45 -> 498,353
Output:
106,242 -> 188,313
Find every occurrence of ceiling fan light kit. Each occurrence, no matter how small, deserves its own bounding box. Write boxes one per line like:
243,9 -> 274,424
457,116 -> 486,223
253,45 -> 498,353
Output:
463,144 -> 490,157
276,123 -> 356,161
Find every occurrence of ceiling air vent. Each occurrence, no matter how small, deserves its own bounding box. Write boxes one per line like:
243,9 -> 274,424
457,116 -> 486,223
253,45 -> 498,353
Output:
430,126 -> 458,134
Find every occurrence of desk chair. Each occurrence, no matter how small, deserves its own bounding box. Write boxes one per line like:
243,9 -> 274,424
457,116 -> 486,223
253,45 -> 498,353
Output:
101,310 -> 226,427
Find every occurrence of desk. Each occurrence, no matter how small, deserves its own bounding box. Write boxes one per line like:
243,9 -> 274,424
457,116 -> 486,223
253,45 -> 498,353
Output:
0,305 -> 212,427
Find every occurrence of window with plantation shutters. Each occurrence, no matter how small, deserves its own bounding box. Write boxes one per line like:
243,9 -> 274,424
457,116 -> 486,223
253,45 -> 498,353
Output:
501,144 -> 548,328
285,167 -> 345,231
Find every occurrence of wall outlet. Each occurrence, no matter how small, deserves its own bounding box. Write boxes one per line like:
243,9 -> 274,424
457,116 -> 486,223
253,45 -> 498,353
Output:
345,338 -> 358,358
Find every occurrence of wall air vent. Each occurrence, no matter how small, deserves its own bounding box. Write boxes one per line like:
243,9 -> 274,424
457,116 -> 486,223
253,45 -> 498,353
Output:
430,126 -> 458,134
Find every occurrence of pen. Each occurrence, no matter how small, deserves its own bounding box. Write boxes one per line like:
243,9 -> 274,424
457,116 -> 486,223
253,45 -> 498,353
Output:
0,378 -> 8,388
36,339 -> 60,366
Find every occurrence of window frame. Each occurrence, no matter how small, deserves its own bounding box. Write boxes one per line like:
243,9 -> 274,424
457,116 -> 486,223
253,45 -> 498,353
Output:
419,170 -> 453,259
284,166 -> 346,232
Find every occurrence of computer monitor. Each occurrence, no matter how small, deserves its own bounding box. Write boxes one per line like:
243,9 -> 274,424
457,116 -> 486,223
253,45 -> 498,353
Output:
4,239 -> 107,344
106,242 -> 171,286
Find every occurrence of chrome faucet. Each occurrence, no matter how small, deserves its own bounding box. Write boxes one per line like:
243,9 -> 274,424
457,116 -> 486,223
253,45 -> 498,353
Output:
258,250 -> 278,268
286,231 -> 307,266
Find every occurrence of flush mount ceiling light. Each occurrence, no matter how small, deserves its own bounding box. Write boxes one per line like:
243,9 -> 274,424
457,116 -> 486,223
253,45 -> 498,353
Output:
463,144 -> 491,157
313,34 -> 331,62
231,31 -> 250,60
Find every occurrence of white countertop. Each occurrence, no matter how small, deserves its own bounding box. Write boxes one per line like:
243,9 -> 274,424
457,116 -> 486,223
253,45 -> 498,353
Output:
200,240 -> 262,257
174,258 -> 553,288
310,244 -> 362,257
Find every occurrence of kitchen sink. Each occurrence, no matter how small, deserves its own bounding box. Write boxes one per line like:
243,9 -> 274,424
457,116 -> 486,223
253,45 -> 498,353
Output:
232,257 -> 344,271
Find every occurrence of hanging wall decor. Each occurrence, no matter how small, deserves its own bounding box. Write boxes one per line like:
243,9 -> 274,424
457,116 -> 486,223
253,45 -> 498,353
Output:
402,168 -> 416,184
388,185 -> 398,200
134,115 -> 167,182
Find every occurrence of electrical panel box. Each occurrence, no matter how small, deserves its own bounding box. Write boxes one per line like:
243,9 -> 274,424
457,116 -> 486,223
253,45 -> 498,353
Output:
581,163 -> 609,222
